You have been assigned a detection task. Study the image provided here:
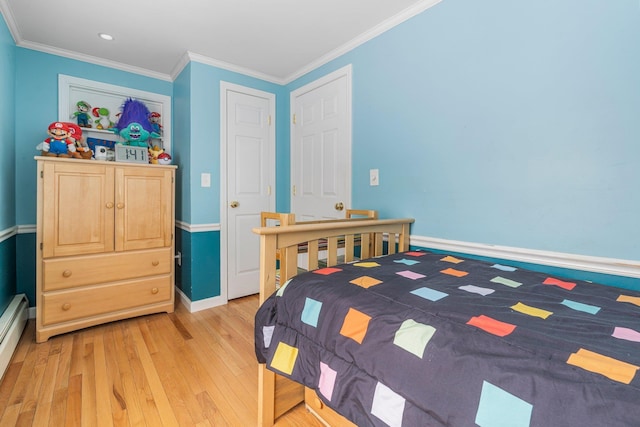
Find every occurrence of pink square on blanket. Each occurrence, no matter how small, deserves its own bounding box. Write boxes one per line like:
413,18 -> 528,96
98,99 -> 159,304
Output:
318,362 -> 338,401
396,270 -> 426,280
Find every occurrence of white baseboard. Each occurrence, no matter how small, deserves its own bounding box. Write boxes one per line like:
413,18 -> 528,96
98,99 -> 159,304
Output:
410,235 -> 640,279
175,287 -> 227,313
0,294 -> 29,381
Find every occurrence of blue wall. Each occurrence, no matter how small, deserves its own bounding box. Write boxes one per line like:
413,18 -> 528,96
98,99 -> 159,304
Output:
14,49 -> 172,225
289,0 -> 640,263
0,13 -> 16,314
4,0 -> 639,307
172,61 -> 287,301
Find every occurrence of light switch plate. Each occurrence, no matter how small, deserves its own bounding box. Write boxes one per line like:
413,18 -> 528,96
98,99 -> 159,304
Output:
201,173 -> 211,188
370,169 -> 379,186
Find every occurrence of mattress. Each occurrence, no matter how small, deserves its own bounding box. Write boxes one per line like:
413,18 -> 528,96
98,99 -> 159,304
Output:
255,250 -> 640,426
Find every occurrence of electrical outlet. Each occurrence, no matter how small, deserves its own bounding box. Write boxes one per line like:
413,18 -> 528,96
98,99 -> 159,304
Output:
370,169 -> 379,186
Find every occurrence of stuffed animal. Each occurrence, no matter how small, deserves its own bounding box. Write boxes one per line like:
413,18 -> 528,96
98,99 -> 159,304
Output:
149,112 -> 162,134
113,98 -> 160,147
65,123 -> 93,159
92,107 -> 114,130
41,122 -> 76,157
71,101 -> 92,128
148,145 -> 163,164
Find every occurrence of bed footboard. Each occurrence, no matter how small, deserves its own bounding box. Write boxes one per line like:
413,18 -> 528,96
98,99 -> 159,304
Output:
254,218 -> 414,426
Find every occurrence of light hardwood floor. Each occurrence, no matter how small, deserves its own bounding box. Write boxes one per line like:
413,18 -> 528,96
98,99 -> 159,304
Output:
0,295 -> 324,427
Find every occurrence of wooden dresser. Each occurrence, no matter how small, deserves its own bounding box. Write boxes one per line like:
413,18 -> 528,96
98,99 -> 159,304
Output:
35,156 -> 176,342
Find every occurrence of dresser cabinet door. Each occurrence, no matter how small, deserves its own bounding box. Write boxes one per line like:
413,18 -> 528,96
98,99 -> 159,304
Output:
114,167 -> 173,251
41,162 -> 115,258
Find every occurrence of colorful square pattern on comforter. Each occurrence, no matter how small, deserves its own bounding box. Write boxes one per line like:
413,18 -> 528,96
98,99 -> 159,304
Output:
255,250 -> 640,427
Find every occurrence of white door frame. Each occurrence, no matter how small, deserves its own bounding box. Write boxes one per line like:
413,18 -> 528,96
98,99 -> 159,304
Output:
290,64 -> 353,216
220,81 -> 276,303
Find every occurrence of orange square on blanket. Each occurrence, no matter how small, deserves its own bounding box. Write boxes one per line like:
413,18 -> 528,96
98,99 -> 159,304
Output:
340,308 -> 372,344
617,295 -> 640,307
441,268 -> 469,278
350,276 -> 383,288
567,348 -> 639,384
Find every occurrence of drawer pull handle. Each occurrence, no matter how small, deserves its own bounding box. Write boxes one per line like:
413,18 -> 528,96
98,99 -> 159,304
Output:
62,270 -> 72,278
314,397 -> 324,409
62,303 -> 71,311
152,260 -> 160,266
151,287 -> 159,294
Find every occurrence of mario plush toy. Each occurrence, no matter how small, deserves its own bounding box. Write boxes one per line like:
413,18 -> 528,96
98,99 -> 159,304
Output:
65,123 -> 93,159
41,121 -> 76,157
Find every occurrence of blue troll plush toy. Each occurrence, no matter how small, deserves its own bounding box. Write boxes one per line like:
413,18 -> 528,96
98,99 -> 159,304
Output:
113,98 -> 160,147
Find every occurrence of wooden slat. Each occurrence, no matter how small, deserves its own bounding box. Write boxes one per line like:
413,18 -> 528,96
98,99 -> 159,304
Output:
326,237 -> 338,267
307,241 -> 319,271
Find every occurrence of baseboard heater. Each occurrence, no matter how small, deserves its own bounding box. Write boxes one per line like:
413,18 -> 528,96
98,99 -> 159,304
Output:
0,294 -> 28,381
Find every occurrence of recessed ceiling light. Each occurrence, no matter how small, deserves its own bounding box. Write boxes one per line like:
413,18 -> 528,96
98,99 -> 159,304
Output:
98,33 -> 114,41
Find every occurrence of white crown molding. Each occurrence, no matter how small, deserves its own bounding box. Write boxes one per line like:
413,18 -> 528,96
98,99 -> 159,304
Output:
3,0 -> 441,84
15,39 -> 173,82
171,0 -> 441,84
170,51 -> 192,81
175,221 -> 220,233
0,226 -> 17,243
411,235 -> 640,279
179,51 -> 286,85
0,0 -> 19,44
0,0 -> 172,82
283,0 -> 442,84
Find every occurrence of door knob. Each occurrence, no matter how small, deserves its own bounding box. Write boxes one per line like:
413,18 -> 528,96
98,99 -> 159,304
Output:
335,202 -> 344,211
230,201 -> 239,208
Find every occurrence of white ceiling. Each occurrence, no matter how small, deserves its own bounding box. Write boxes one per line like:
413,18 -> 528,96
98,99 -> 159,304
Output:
0,0 -> 440,83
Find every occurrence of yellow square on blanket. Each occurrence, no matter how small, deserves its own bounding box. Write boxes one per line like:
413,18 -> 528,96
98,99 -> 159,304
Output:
270,342 -> 299,375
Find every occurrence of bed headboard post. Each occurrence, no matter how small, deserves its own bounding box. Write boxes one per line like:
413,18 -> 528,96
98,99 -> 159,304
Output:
259,234 -> 278,305
399,222 -> 411,251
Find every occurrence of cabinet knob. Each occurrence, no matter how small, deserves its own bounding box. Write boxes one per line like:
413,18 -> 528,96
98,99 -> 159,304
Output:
151,287 -> 159,294
62,270 -> 72,278
106,202 -> 114,209
116,203 -> 125,209
152,260 -> 160,266
62,303 -> 71,311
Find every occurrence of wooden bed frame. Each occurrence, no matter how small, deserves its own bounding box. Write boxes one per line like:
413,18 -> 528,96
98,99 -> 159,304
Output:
260,209 -> 379,275
253,217 -> 414,427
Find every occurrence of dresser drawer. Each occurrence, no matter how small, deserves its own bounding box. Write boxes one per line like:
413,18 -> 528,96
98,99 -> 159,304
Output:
42,275 -> 172,326
43,248 -> 172,291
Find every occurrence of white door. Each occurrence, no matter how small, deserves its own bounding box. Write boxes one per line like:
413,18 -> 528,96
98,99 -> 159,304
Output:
291,65 -> 352,221
221,83 -> 275,300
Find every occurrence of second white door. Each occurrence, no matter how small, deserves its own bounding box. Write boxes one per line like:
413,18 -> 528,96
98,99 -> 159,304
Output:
291,65 -> 352,221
